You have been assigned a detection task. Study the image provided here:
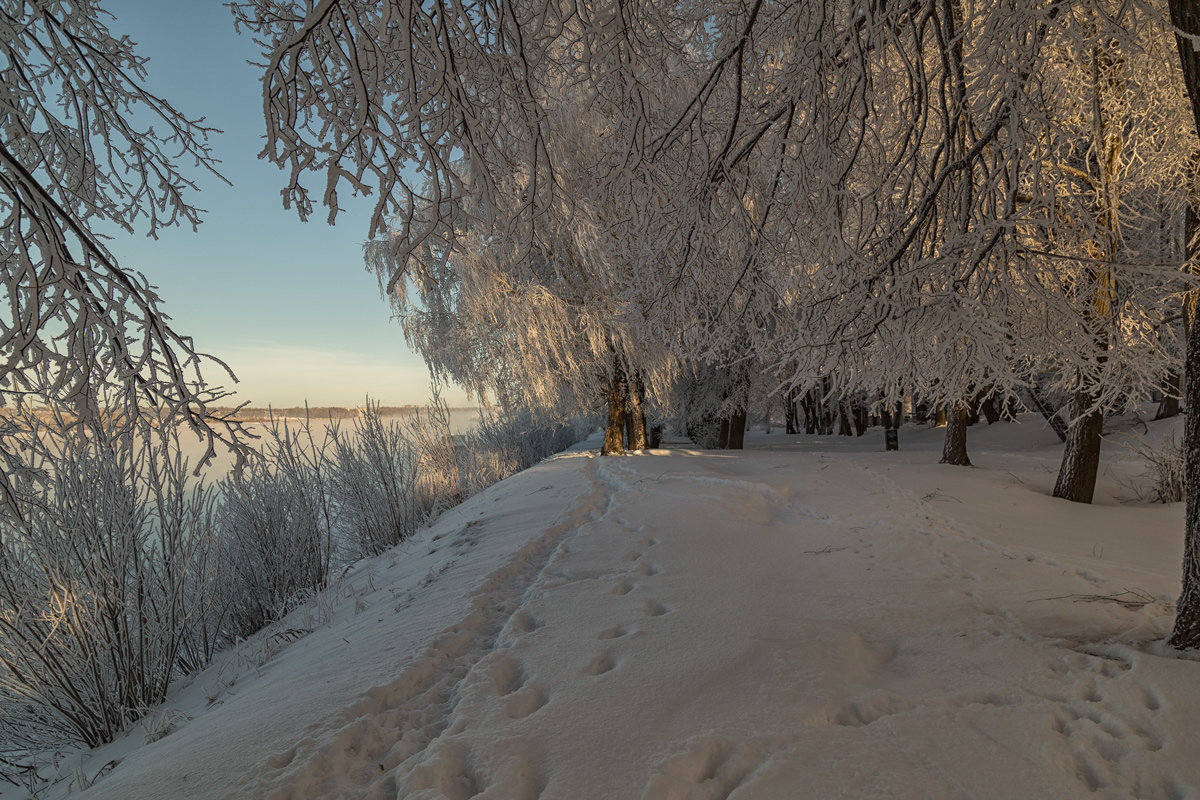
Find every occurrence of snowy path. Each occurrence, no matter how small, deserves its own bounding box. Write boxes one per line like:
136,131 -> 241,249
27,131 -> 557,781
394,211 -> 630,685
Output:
67,430 -> 1200,799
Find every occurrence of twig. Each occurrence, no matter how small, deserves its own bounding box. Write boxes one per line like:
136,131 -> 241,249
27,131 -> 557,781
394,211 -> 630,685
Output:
1031,588 -> 1161,609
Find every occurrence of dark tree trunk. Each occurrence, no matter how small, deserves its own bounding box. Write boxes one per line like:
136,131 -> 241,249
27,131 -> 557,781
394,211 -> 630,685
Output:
1169,0 -> 1200,639
601,364 -> 627,456
880,402 -> 894,430
726,409 -> 747,449
837,402 -> 853,436
1051,390 -> 1104,503
1172,272 -> 1200,646
802,390 -> 819,434
649,424 -> 664,448
979,394 -> 1001,424
940,404 -> 972,466
1027,385 -> 1069,442
1156,372 -> 1182,420
913,398 -> 931,425
718,417 -> 731,449
853,404 -> 869,436
785,390 -> 800,434
625,372 -> 648,450
819,378 -> 836,435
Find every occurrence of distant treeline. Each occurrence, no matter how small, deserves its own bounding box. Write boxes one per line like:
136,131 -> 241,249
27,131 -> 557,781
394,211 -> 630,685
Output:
212,405 -> 420,422
210,406 -> 483,422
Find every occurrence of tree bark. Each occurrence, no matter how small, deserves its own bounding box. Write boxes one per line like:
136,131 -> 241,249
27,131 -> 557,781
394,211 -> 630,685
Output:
852,404 -> 868,436
802,390 -> 818,434
1051,390 -> 1104,503
726,409 -> 747,449
939,404 -> 972,466
601,364 -> 626,456
837,402 -> 853,436
912,398 -> 931,425
1027,385 -> 1069,442
625,372 -> 648,451
785,390 -> 800,434
1171,276 -> 1200,646
979,394 -> 1000,425
1155,372 -> 1182,420
1168,0 -> 1200,639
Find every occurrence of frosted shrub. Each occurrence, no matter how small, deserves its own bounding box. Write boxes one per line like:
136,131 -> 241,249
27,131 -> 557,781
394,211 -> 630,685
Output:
461,407 -> 591,490
1121,433 -> 1185,504
404,396 -> 467,512
330,403 -> 425,556
215,415 -> 335,640
0,410 -> 217,761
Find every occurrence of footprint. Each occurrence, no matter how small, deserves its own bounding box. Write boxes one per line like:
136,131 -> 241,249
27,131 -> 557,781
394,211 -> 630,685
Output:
642,537 -> 660,548
613,580 -> 636,596
489,656 -> 526,696
598,625 -> 632,640
642,736 -> 764,799
509,611 -> 543,634
644,600 -> 671,617
1163,776 -> 1190,800
636,562 -> 662,577
505,685 -> 548,719
586,651 -> 616,676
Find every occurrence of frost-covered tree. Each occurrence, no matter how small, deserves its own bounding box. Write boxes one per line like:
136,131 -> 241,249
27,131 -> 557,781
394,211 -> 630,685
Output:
1013,1 -> 1193,503
1166,0 -> 1200,650
0,0 -> 249,513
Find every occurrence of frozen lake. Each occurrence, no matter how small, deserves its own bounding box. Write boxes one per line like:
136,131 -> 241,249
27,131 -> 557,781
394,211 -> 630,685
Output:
176,407 -> 481,477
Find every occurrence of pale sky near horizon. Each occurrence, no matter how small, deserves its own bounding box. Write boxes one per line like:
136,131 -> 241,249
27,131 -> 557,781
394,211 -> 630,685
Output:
98,1 -> 470,408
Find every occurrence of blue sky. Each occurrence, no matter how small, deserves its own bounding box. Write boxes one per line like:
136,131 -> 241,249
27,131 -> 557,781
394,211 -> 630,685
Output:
99,1 -> 468,407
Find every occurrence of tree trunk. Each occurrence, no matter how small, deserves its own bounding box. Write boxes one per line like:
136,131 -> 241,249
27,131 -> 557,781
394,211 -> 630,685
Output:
785,390 -> 800,434
913,398 -> 931,425
1171,272 -> 1200,646
935,404 -> 947,427
649,424 -> 664,448
1168,0 -> 1200,636
939,404 -> 972,466
1051,390 -> 1104,503
718,417 -> 731,449
853,404 -> 869,436
837,402 -> 853,436
1027,385 -> 1069,442
726,409 -> 747,449
979,394 -> 1001,424
1156,372 -> 1182,420
601,365 -> 626,456
802,390 -> 818,434
625,372 -> 648,451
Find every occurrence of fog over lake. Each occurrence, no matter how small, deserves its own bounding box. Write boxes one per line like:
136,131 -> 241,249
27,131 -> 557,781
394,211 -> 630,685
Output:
177,407 -> 482,477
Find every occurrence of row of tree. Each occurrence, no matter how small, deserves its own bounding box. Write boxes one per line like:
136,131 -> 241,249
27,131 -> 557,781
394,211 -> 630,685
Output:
228,0 -> 1200,646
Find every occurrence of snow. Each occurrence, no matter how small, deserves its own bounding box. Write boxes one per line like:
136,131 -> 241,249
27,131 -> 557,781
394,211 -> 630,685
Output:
18,415 -> 1200,799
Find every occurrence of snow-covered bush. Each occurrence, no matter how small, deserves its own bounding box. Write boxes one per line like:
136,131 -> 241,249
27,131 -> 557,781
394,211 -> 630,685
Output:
214,415 -> 336,641
0,397 -> 584,775
329,403 -> 425,557
0,410 -> 217,761
1121,433 -> 1185,504
461,407 -> 592,489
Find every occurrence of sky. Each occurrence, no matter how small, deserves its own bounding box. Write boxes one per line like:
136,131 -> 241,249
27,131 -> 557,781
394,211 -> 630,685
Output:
97,1 -> 469,408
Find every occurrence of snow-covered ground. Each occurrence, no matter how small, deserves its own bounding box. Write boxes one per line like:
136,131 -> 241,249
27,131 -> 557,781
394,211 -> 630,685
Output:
18,414 -> 1200,799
